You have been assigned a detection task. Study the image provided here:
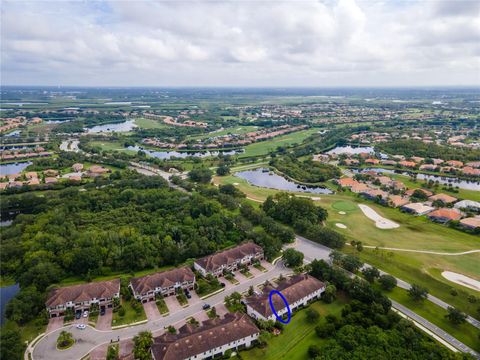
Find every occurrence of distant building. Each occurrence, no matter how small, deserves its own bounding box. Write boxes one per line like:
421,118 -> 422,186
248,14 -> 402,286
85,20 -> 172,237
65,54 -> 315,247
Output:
246,274 -> 325,322
459,217 -> 480,230
194,242 -> 264,277
401,202 -> 435,216
427,208 -> 462,223
46,279 -> 120,317
388,195 -> 410,208
151,312 -> 259,360
130,267 -> 195,302
428,193 -> 458,204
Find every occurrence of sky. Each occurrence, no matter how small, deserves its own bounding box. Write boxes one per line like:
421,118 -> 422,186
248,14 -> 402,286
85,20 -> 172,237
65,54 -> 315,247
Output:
1,0 -> 479,87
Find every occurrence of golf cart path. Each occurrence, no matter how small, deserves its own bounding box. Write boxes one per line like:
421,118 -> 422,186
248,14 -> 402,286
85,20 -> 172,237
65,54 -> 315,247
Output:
360,245 -> 480,256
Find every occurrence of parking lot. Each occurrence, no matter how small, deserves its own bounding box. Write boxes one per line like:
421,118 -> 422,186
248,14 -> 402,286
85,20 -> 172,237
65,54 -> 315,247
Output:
96,308 -> 113,330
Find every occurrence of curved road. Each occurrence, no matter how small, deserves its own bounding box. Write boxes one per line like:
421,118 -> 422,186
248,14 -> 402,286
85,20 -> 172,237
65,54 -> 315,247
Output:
32,261 -> 289,360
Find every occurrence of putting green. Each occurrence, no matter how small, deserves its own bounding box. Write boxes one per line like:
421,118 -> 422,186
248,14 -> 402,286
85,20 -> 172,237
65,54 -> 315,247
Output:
332,200 -> 357,212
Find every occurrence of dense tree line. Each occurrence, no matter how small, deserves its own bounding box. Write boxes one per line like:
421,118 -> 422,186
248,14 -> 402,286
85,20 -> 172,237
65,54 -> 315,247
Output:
377,139 -> 480,162
270,156 -> 341,183
52,113 -> 126,133
308,259 -> 473,359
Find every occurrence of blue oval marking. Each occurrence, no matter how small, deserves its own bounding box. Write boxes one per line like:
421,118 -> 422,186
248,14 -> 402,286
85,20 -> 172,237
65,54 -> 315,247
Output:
268,289 -> 291,324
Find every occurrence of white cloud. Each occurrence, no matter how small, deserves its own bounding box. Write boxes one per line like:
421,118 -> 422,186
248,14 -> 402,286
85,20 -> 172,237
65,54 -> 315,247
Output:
1,0 -> 479,86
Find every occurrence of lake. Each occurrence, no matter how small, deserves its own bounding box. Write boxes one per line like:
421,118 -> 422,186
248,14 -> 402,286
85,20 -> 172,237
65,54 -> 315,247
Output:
354,168 -> 480,191
0,283 -> 19,325
235,168 -> 334,194
128,145 -> 243,159
86,119 -> 137,133
3,130 -> 21,137
0,161 -> 32,175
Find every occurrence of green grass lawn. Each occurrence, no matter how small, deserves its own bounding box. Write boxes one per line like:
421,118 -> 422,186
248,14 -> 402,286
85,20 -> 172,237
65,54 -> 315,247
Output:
88,140 -> 135,153
186,125 -> 258,141
384,286 -> 480,352
111,300 -> 146,327
134,117 -> 168,129
176,293 -> 188,306
239,129 -> 319,158
241,295 -> 348,360
156,297 -> 169,315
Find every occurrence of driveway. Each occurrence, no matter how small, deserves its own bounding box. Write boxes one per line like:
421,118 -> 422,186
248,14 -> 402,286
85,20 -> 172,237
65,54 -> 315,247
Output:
164,295 -> 183,313
46,317 -> 64,333
96,309 -> 112,331
143,301 -> 161,321
89,344 -> 107,360
119,339 -> 134,360
188,290 -> 201,305
235,272 -> 251,283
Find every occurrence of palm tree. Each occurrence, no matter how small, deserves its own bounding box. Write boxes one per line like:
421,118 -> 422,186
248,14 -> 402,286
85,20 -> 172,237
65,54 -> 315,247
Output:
57,331 -> 74,348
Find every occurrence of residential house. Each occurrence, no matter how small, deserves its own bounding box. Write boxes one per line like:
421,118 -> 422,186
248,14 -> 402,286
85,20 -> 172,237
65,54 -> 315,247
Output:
446,160 -> 463,168
365,158 -> 380,165
428,193 -> 458,205
388,180 -> 406,191
419,164 -> 438,172
465,161 -> 480,168
130,267 -> 195,302
411,156 -> 424,163
381,160 -> 397,166
388,195 -> 410,208
194,242 -> 264,277
404,188 -> 433,198
454,200 -> 480,211
46,279 -> 120,317
151,312 -> 259,360
87,165 -> 111,177
336,178 -> 359,188
401,203 -> 435,216
399,161 -> 416,168
428,208 -> 462,223
360,189 -> 389,202
245,274 -> 325,322
350,183 -> 370,193
44,169 -> 59,177
462,167 -> 480,176
44,177 -> 58,184
459,217 -> 480,230
72,163 -> 84,172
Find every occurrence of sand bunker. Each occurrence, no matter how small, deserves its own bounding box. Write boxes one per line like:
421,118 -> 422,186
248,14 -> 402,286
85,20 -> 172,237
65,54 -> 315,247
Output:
336,223 -> 347,229
442,271 -> 480,291
358,204 -> 399,229
233,182 -> 239,185
338,211 -> 346,215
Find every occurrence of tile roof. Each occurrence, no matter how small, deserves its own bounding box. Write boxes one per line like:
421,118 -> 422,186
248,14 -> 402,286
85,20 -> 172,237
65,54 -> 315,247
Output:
195,242 -> 263,272
130,267 -> 195,296
428,208 -> 462,221
459,217 -> 480,229
151,312 -> 259,360
245,274 -> 325,318
46,279 -> 120,308
428,193 -> 458,204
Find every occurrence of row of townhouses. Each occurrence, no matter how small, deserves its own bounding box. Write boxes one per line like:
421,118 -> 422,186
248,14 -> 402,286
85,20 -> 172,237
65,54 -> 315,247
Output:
44,242 -> 326,360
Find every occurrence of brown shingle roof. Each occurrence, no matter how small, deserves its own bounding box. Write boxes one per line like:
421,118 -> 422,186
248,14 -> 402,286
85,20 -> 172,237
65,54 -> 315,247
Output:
245,274 -> 325,318
195,242 -> 263,272
46,279 -> 120,308
151,312 -> 259,360
130,267 -> 195,296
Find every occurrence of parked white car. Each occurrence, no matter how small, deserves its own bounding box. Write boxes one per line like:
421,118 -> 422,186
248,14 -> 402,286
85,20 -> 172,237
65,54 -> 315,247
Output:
76,324 -> 86,330
83,311 -> 89,318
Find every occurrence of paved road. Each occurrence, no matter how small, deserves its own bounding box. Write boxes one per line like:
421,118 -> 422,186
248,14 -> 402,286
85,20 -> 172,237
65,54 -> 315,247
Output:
32,261 -> 290,360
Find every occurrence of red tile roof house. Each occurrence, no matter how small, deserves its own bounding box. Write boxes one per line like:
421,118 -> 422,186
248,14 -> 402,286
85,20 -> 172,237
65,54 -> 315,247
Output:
459,217 -> 480,230
194,242 -> 264,277
399,160 -> 417,168
446,160 -> 464,168
336,178 -> 359,188
130,267 -> 195,303
388,195 -> 410,208
245,274 -> 325,322
46,279 -> 120,318
428,193 -> 458,205
151,312 -> 259,360
427,208 -> 462,224
360,189 -> 389,202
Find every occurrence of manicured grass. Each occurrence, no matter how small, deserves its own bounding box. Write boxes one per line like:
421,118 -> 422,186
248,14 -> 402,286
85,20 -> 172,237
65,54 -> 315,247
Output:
384,286 -> 480,352
176,293 -> 189,306
187,125 -> 258,141
156,297 -> 169,315
88,140 -> 135,153
241,295 -> 348,360
239,129 -> 319,158
196,278 -> 223,298
331,200 -> 357,212
225,274 -> 239,285
134,117 -> 168,129
253,263 -> 267,272
240,269 -> 253,278
112,299 -> 146,327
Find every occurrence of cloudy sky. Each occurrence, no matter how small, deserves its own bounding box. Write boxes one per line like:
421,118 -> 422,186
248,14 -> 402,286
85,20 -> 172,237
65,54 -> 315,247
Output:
1,0 -> 479,87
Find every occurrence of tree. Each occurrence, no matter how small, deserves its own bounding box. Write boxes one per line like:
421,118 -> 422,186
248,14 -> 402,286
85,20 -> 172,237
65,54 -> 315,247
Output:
445,307 -> 467,325
378,274 -> 397,291
257,331 -> 270,348
308,344 -> 321,358
188,167 -> 213,183
282,248 -> 304,267
408,284 -> 429,302
0,327 -> 25,360
306,308 -> 320,323
362,267 -> 380,283
315,322 -> 336,338
322,284 -> 337,304
248,286 -> 254,296
133,331 -> 153,360
106,344 -> 119,360
216,164 -> 230,176
57,331 -> 74,349
340,254 -> 363,273
167,325 -> 176,334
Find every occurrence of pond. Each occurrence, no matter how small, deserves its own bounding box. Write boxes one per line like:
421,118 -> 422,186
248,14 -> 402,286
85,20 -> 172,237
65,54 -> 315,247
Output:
86,119 -> 137,133
0,161 -> 32,175
3,130 -> 21,137
354,168 -> 480,191
235,168 -> 334,194
0,283 -> 19,325
128,145 -> 243,159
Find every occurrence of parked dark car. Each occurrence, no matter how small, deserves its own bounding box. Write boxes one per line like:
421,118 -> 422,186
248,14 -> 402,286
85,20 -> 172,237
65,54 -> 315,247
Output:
75,310 -> 82,319
100,306 -> 106,316
184,290 -> 192,299
202,303 -> 211,310
220,282 -> 226,288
